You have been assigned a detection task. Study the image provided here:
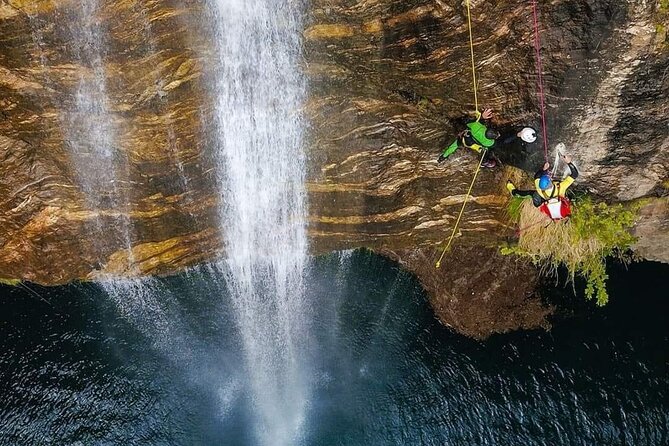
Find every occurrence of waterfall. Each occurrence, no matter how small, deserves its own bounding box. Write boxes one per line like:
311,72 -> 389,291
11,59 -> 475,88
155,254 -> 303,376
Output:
63,0 -> 133,263
206,0 -> 310,444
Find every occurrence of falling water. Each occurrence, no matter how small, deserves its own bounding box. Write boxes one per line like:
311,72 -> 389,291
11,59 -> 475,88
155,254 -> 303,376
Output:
206,0 -> 310,444
63,0 -> 133,262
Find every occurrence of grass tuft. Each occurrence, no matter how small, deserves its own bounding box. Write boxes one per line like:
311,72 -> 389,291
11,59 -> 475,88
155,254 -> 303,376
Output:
0,278 -> 21,286
505,196 -> 525,224
501,197 -> 638,305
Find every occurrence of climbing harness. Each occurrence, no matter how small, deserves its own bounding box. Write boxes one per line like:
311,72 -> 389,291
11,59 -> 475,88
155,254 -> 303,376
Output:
537,182 -> 572,221
539,196 -> 572,220
532,0 -> 549,163
461,137 -> 483,153
546,144 -> 574,220
435,0 -> 484,268
538,183 -> 572,221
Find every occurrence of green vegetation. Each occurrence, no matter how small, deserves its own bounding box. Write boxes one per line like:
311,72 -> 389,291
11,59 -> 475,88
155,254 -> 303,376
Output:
0,278 -> 21,286
417,96 -> 432,112
657,24 -> 667,45
501,196 -> 638,305
505,196 -> 526,223
657,1 -> 669,47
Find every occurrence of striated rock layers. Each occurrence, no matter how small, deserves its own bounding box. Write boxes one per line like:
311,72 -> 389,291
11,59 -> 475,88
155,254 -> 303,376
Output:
304,0 -> 667,336
0,0 -> 220,283
0,0 -> 667,337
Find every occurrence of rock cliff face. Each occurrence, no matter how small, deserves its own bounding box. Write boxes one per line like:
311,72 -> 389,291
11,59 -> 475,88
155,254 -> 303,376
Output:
0,0 -> 220,283
302,0 -> 667,336
304,0 -> 668,249
0,0 -> 667,336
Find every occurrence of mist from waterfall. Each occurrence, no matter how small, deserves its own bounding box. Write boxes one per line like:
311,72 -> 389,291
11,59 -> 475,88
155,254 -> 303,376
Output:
62,0 -> 133,261
51,0 -> 311,441
206,0 -> 310,444
25,12 -> 49,73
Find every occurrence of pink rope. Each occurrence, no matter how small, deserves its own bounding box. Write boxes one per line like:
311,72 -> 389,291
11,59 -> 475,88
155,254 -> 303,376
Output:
532,0 -> 549,162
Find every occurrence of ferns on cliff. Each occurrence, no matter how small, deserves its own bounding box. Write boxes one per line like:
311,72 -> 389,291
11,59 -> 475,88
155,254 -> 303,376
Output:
501,196 -> 638,305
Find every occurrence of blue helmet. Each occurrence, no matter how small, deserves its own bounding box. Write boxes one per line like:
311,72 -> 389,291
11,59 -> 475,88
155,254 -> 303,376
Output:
538,174 -> 552,190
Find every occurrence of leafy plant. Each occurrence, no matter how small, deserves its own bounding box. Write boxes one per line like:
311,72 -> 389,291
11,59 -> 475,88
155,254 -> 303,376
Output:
501,196 -> 639,305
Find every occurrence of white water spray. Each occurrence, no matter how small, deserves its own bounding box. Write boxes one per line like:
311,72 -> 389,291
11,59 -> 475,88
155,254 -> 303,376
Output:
206,0 -> 310,444
66,0 -> 117,199
552,142 -> 567,179
25,12 -> 49,74
62,0 -> 133,262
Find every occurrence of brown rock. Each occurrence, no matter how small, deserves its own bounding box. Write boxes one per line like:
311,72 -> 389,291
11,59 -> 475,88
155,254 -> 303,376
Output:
0,0 -> 667,338
633,196 -> 669,263
383,246 -> 552,340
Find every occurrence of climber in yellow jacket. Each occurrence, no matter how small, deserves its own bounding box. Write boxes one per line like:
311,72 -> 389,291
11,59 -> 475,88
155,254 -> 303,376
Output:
506,154 -> 579,220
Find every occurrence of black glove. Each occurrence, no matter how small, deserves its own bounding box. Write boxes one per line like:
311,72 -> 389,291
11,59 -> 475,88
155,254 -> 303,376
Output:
437,154 -> 447,163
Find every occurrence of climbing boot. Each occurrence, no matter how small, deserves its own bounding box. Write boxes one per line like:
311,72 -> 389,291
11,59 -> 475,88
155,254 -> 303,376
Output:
482,159 -> 496,168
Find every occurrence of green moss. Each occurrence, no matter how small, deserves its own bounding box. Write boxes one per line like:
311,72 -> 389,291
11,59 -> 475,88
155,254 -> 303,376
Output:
502,196 -> 639,306
417,96 -> 432,112
656,24 -> 667,45
658,1 -> 669,45
0,278 -> 21,286
505,196 -> 525,224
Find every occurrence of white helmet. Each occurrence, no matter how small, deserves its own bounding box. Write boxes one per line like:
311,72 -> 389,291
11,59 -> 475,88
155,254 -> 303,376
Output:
518,127 -> 537,143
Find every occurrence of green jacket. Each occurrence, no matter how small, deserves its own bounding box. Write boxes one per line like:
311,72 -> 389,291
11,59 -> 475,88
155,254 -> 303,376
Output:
441,119 -> 496,159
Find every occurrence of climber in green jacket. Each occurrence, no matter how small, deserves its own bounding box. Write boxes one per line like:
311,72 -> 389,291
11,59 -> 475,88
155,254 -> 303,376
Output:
438,108 -> 501,168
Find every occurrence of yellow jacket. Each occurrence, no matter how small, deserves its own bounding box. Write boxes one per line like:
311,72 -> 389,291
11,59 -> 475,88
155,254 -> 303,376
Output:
531,162 -> 579,206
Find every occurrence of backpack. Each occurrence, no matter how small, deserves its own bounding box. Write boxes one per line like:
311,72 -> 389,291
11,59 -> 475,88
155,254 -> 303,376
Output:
539,196 -> 571,221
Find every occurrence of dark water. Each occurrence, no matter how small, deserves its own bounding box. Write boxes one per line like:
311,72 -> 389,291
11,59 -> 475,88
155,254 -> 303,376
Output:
0,251 -> 667,445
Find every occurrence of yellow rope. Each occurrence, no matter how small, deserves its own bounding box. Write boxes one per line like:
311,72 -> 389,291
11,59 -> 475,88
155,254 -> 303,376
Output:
435,0 -> 483,268
436,149 -> 486,268
465,0 -> 478,113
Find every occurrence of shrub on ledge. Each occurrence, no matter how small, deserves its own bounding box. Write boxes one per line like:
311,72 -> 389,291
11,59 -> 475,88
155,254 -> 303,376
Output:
501,196 -> 638,305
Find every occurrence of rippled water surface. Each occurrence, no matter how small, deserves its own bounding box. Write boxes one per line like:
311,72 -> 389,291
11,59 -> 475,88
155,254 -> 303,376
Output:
0,252 -> 667,445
